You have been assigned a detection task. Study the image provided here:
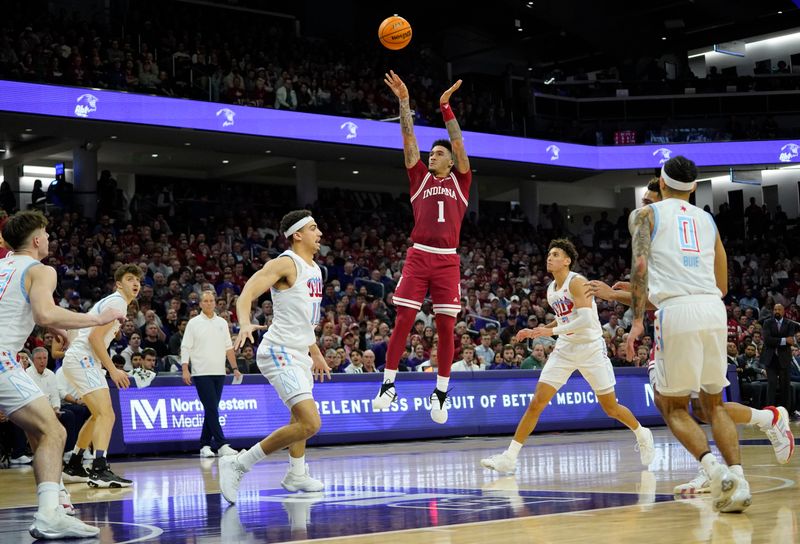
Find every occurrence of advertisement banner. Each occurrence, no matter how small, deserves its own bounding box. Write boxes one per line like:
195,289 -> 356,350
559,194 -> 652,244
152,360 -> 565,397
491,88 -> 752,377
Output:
114,369 -> 726,450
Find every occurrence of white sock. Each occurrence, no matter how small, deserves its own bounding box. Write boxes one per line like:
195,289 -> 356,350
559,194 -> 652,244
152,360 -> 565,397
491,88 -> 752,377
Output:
237,443 -> 267,471
289,454 -> 305,475
37,482 -> 60,515
700,452 -> 720,475
383,369 -> 397,384
632,424 -> 649,441
506,440 -> 523,461
436,375 -> 450,393
749,408 -> 774,429
729,464 -> 744,477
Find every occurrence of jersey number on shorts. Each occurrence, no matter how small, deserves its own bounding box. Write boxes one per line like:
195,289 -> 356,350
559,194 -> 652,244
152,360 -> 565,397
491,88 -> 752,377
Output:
0,268 -> 15,301
437,201 -> 445,223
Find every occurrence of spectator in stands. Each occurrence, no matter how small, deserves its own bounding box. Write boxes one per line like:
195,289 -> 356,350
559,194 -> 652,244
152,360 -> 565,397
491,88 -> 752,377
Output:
474,333 -> 495,367
141,322 -> 169,360
131,349 -> 158,388
489,345 -> 515,370
0,181 -> 16,213
236,344 -> 257,374
27,347 -> 79,454
452,346 -> 484,372
120,333 -> 142,371
738,343 -> 767,408
417,348 -> 438,373
521,343 -> 547,370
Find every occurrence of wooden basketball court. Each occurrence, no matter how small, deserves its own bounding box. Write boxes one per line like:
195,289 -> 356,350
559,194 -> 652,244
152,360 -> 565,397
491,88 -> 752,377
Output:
0,424 -> 796,543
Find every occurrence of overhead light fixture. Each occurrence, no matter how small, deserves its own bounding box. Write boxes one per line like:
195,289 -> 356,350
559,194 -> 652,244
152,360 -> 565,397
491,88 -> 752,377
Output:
352,170 -> 359,175
0,148 -> 6,153
24,128 -> 32,132
662,36 -> 667,40
530,174 -> 537,178
544,77 -> 555,84
151,153 -> 159,158
528,67 -> 533,71
265,150 -> 272,154
339,156 -> 346,161
526,1 -> 534,7
292,165 -> 296,169
471,169 -> 477,173
518,28 -> 523,32
222,159 -> 229,164
110,135 -> 118,139
184,142 -> 191,146
778,10 -> 783,14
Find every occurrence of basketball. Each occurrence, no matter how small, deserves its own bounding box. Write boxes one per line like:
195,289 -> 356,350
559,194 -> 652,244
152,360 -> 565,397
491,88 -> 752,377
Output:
379,15 -> 412,50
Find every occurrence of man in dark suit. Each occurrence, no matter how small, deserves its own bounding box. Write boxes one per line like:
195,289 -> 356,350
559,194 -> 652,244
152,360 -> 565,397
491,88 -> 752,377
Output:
761,304 -> 799,411
790,345 -> 800,419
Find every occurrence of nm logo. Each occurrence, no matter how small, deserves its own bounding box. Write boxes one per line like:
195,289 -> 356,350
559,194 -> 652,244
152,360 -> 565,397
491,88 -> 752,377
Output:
130,398 -> 167,430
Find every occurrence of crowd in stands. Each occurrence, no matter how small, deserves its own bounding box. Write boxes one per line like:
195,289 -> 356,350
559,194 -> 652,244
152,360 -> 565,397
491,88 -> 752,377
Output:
1,172 -> 799,422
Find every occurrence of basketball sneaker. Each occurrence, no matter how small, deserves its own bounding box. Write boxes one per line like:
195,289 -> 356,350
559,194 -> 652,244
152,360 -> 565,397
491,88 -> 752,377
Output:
200,446 -> 216,458
709,465 -> 751,513
218,444 -> 239,457
673,467 -> 711,495
371,381 -> 397,410
62,458 -> 90,483
87,459 -> 132,488
715,473 -> 751,513
29,507 -> 99,539
480,451 -> 517,475
59,485 -> 75,516
760,406 -> 794,464
219,454 -> 248,504
430,388 -> 450,424
635,426 -> 655,465
281,465 -> 324,493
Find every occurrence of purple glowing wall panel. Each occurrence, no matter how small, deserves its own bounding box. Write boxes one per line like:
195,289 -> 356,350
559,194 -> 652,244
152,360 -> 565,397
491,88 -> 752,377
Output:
3,80 -> 799,169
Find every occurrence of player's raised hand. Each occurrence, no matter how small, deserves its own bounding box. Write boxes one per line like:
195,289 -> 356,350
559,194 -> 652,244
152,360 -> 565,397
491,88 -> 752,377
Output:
384,70 -> 409,100
611,281 -> 631,291
439,79 -> 463,104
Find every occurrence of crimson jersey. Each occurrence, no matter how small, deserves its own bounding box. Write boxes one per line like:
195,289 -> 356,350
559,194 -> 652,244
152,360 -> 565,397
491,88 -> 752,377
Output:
408,160 -> 471,249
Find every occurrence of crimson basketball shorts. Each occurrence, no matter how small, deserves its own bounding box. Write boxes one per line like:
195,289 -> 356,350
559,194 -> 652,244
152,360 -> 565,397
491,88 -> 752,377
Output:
392,246 -> 461,317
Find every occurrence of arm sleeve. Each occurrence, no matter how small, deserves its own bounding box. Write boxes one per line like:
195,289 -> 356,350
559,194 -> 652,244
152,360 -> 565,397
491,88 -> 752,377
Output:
407,160 -> 429,196
552,307 -> 595,336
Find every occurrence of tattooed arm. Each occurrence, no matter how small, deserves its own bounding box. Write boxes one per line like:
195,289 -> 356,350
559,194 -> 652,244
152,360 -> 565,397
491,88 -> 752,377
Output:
384,70 -> 420,168
625,206 -> 654,361
439,80 -> 470,174
629,206 -> 654,321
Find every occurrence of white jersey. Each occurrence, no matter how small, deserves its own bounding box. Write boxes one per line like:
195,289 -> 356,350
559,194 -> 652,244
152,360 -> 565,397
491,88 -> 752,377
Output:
0,254 -> 39,355
264,250 -> 323,350
646,199 -> 720,306
66,292 -> 129,359
547,271 -> 603,344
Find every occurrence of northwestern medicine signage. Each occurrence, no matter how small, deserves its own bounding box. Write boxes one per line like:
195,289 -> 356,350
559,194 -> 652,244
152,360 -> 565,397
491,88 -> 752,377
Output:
116,372 -> 684,446
0,79 -> 799,170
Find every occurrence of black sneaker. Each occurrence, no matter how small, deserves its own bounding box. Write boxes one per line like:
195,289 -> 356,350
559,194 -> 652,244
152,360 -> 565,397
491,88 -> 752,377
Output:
88,461 -> 133,488
62,459 -> 90,483
371,381 -> 398,410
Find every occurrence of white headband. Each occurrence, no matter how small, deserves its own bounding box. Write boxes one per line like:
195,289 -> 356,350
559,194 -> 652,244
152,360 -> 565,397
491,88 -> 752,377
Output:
284,216 -> 314,238
661,166 -> 695,191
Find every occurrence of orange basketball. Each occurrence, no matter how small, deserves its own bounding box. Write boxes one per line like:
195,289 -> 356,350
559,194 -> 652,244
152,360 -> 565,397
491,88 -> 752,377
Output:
379,15 -> 412,50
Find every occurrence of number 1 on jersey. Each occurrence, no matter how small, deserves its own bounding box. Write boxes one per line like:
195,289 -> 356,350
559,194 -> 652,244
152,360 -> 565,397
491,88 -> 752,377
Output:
437,200 -> 445,223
